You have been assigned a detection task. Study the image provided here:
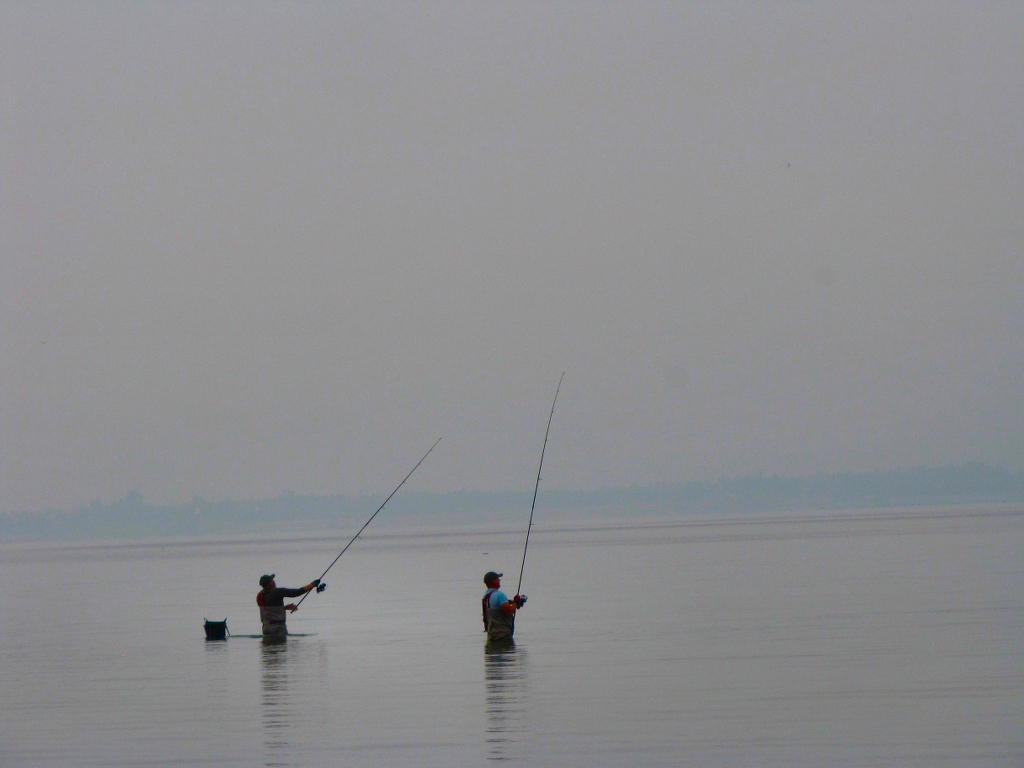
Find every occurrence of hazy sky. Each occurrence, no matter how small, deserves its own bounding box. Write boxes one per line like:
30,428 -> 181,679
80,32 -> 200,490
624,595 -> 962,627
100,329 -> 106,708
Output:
2,2 -> 1022,512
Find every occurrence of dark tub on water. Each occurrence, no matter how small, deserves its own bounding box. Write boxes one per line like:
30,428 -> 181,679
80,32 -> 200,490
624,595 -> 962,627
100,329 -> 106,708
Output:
204,619 -> 228,641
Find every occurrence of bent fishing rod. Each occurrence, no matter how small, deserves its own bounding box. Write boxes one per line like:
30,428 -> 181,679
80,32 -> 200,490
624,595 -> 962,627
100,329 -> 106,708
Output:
295,437 -> 442,609
516,373 -> 564,598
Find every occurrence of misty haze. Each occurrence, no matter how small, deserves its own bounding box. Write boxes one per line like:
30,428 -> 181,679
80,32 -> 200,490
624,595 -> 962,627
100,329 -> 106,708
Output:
1,3 -> 1021,767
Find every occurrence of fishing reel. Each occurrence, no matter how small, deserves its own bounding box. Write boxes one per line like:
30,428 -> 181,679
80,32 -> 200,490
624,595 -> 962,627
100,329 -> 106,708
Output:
316,581 -> 327,593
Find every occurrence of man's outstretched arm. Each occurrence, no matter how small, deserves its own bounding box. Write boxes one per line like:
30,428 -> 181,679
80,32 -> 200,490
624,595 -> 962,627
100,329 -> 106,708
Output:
278,580 -> 320,598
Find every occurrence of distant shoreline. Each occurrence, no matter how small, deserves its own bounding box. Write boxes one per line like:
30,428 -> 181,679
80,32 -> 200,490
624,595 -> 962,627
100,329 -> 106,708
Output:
1,463 -> 1022,547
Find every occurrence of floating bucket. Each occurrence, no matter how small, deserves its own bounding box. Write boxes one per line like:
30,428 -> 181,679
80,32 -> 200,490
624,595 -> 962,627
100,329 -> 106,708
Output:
204,619 -> 228,641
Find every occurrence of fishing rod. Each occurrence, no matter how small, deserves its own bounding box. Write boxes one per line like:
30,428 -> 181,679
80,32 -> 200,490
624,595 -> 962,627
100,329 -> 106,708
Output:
295,437 -> 442,609
516,373 -> 564,598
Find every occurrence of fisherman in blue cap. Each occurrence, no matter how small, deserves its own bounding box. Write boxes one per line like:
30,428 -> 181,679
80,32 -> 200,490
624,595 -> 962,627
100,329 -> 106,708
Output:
256,574 -> 320,638
482,571 -> 526,643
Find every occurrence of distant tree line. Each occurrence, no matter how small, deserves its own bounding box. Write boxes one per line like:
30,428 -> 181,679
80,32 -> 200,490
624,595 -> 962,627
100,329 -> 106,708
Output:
1,463 -> 1022,543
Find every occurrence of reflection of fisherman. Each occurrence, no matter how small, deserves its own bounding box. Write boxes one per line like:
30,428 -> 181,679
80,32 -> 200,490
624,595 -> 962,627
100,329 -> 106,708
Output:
484,641 -> 527,761
482,571 -> 526,643
256,574 -> 320,638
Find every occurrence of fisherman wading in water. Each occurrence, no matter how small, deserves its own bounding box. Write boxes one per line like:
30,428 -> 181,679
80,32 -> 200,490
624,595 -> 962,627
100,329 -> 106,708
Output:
482,571 -> 526,644
256,574 -> 320,639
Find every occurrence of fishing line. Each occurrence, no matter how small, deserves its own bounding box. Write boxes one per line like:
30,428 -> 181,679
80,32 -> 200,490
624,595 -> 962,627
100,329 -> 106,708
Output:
516,373 -> 564,597
295,437 -> 442,609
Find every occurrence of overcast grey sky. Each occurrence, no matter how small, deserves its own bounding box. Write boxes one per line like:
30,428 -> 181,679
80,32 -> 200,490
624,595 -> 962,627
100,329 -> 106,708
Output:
1,2 -> 1022,513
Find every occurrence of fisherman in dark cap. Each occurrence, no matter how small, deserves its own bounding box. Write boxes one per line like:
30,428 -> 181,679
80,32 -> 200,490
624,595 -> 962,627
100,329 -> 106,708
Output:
256,574 -> 321,638
482,571 -> 526,643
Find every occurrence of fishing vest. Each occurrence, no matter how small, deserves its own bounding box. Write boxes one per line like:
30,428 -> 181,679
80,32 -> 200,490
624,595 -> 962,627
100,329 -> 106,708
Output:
482,589 -> 515,642
256,593 -> 288,637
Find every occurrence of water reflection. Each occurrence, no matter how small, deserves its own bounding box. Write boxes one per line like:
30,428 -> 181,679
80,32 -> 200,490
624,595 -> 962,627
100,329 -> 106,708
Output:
484,641 -> 528,762
260,637 -> 293,768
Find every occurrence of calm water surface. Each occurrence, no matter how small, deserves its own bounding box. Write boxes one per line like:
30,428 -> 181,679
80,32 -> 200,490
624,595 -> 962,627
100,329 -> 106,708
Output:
1,506 -> 1022,766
